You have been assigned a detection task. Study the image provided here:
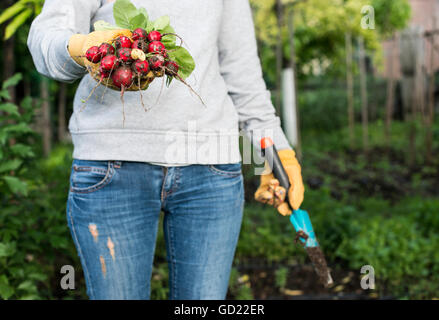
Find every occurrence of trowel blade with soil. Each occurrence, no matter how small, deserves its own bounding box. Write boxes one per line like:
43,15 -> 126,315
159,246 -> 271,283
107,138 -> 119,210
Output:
260,137 -> 333,288
290,209 -> 333,287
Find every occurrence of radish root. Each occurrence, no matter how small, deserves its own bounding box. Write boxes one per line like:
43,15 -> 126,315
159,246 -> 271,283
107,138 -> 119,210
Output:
120,85 -> 126,128
164,67 -> 206,108
151,73 -> 166,108
80,74 -> 103,112
137,76 -> 148,112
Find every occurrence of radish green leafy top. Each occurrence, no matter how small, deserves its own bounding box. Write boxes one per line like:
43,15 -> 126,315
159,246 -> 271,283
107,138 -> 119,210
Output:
94,0 -> 195,80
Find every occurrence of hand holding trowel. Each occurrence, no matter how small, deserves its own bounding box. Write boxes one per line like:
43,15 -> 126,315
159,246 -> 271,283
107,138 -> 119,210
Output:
256,137 -> 333,287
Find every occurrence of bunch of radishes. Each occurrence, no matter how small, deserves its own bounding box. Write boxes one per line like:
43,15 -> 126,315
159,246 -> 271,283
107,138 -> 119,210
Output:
76,0 -> 203,127
85,28 -> 179,95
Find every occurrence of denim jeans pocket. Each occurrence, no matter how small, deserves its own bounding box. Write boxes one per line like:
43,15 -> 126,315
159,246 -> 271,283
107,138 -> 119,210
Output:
208,163 -> 242,177
70,160 -> 115,194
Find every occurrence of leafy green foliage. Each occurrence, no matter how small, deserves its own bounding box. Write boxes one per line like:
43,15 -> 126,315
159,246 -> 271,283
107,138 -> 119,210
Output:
112,0 -> 195,79
0,75 -> 44,299
237,203 -> 306,263
371,0 -> 412,37
93,20 -> 122,32
0,0 -> 43,40
335,202 -> 439,298
130,13 -> 148,31
0,74 -> 30,197
1,74 -> 23,99
274,267 -> 288,290
250,0 -> 411,78
113,0 -> 139,29
113,0 -> 169,33
0,141 -> 86,300
167,47 -> 196,80
0,77 -> 85,300
4,8 -> 32,40
161,25 -> 176,48
153,16 -> 170,31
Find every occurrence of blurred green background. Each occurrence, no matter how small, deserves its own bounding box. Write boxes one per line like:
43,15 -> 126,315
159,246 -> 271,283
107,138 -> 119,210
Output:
1,0 -> 439,300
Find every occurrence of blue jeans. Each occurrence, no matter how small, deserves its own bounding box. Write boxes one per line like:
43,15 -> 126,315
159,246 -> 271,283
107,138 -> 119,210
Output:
66,160 -> 244,300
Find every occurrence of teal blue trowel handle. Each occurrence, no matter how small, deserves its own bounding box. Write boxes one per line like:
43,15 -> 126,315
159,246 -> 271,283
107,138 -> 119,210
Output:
289,210 -> 319,248
261,137 -> 319,248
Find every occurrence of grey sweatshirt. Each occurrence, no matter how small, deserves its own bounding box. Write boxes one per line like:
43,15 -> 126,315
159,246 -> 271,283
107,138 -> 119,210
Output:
28,0 -> 291,164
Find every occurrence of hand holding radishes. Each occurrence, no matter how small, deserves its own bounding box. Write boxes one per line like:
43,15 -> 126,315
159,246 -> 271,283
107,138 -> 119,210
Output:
67,0 -> 202,126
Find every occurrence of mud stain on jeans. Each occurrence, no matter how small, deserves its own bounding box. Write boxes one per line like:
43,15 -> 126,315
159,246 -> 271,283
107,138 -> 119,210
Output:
107,237 -> 115,260
88,224 -> 99,242
100,256 -> 106,277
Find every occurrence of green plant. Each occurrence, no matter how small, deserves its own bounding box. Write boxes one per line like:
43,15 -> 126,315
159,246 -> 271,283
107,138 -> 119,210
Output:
0,74 -> 45,299
0,0 -> 43,40
0,74 -> 33,197
150,262 -> 169,300
228,268 -> 254,300
274,267 -> 288,290
237,204 -> 306,263
0,75 -> 85,300
335,201 -> 439,299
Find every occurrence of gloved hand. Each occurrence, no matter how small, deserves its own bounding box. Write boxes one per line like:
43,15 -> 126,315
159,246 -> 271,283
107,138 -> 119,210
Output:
254,149 -> 305,216
68,29 -> 132,67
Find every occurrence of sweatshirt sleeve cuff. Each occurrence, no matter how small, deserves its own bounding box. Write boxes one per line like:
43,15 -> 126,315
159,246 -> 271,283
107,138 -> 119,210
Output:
51,33 -> 86,81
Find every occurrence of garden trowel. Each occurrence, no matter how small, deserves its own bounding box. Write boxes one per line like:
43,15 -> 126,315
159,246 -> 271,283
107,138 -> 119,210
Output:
260,137 -> 333,287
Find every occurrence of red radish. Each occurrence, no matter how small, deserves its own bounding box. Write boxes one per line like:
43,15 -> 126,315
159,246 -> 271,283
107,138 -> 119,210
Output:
148,41 -> 165,53
112,66 -> 134,89
98,43 -> 115,58
165,60 -> 179,75
132,28 -> 147,40
148,55 -> 165,70
99,64 -> 111,79
115,36 -> 132,49
112,66 -> 135,126
131,39 -> 148,52
101,55 -> 119,72
116,48 -> 133,64
86,46 -> 101,63
147,31 -> 162,42
132,60 -> 150,76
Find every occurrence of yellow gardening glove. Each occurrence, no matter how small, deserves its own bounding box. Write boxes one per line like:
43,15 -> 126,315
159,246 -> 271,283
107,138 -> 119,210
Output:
254,149 -> 305,216
68,29 -> 132,67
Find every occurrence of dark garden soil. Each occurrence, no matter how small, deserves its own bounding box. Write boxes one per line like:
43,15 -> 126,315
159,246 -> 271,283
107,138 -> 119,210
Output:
317,146 -> 439,202
229,261 -> 389,300
244,146 -> 439,204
